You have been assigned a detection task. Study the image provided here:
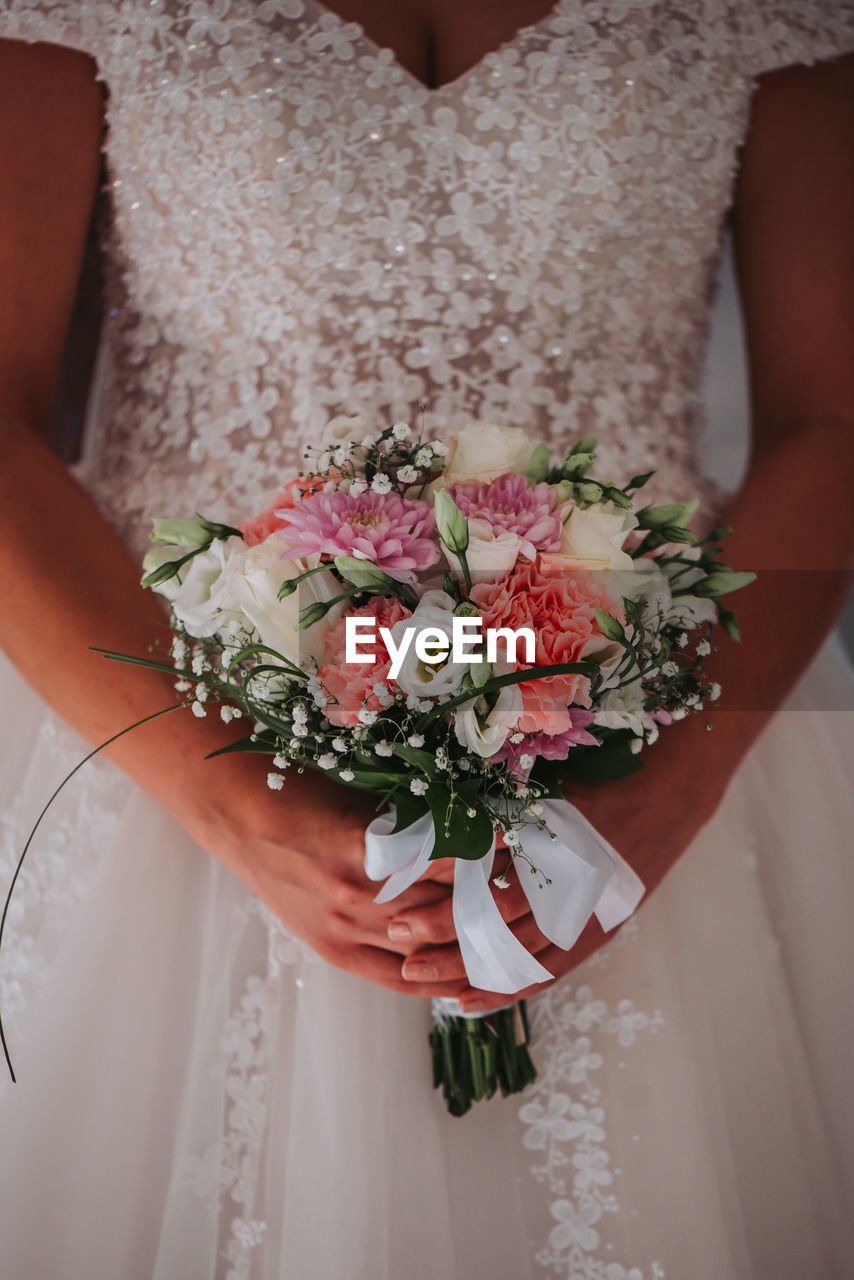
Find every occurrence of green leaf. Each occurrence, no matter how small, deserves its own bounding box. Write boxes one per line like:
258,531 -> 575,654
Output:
717,606 -> 742,642
627,471 -> 654,490
525,442 -> 550,484
561,735 -> 645,782
205,731 -> 279,760
694,570 -> 756,598
391,743 -> 438,774
417,660 -> 596,729
426,784 -> 494,861
389,788 -> 430,833
330,766 -> 404,791
594,609 -> 625,641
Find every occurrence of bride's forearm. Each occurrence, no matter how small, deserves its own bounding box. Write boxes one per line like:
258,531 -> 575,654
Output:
0,417 -> 254,828
647,413 -> 854,790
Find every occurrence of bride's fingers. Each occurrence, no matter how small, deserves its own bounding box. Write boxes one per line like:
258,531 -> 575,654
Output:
387,870 -> 531,947
400,913 -> 552,984
349,945 -> 469,999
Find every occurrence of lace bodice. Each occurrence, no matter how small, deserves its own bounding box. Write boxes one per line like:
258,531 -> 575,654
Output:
4,0 -> 854,555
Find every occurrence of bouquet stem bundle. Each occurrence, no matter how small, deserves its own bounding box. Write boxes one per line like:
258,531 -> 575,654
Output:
430,999 -> 536,1116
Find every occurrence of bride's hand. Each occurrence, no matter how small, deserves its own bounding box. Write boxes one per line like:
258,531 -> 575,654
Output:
182,750 -> 467,1000
391,738 -> 728,1012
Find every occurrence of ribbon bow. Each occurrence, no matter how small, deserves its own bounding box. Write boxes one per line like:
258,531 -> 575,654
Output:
364,798 -> 644,994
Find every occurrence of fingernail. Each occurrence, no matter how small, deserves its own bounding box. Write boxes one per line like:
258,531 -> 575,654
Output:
388,921 -> 413,941
402,961 -> 437,981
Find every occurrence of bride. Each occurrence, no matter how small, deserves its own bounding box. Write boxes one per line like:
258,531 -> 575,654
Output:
0,1 -> 853,1276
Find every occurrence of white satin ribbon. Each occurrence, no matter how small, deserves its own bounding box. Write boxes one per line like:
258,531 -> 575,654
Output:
364,798 -> 645,995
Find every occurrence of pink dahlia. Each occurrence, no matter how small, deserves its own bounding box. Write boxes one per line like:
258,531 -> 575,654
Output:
451,473 -> 566,559
276,489 -> 439,584
470,560 -> 623,736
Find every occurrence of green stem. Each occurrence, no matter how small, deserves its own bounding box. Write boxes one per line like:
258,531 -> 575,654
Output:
0,702 -> 185,1083
417,660 -> 596,730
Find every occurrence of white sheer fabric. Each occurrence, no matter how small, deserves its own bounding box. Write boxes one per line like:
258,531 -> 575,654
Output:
1,2 -> 853,1276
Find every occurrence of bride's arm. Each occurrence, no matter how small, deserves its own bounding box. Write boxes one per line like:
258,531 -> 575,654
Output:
0,40 -> 465,1001
398,53 -> 854,1010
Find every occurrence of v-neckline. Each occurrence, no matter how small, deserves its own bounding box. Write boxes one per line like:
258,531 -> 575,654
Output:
307,0 -> 566,95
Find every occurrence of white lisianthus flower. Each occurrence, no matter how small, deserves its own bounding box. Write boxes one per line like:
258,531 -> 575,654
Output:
141,545 -> 187,605
560,501 -> 638,571
322,414 -> 369,446
579,633 -> 625,688
224,533 -> 342,666
442,516 -> 524,581
453,669 -> 522,758
441,423 -> 535,484
593,671 -> 649,737
389,589 -> 469,698
170,538 -> 241,637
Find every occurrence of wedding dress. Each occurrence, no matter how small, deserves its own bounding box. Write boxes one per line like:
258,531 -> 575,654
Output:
1,2 -> 853,1276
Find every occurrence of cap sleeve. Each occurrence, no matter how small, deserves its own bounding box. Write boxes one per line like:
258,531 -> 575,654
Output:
0,1 -> 103,65
733,0 -> 854,79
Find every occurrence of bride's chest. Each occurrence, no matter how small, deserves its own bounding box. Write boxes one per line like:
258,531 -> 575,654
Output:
100,1 -> 752,313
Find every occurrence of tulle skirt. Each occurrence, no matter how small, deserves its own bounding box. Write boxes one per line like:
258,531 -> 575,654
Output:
1,636 -> 853,1279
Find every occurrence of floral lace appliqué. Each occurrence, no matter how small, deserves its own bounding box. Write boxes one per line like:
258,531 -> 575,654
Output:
521,955 -> 665,1280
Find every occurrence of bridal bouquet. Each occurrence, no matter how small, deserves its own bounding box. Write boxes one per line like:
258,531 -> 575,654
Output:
129,417 -> 753,1114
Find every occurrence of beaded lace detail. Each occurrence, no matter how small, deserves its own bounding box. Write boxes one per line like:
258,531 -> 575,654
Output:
6,0 -> 850,556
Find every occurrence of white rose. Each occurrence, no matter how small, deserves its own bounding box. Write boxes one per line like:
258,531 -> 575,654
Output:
560,502 -> 637,571
454,681 -> 522,758
442,423 -> 535,484
171,538 -> 241,638
389,589 -> 469,698
442,517 -> 523,581
225,534 -> 342,667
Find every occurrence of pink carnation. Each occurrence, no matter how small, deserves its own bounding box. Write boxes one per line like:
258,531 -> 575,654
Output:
276,489 -> 439,584
317,597 -> 410,727
494,712 -> 599,779
451,473 -> 565,557
239,476 -> 328,547
470,560 -> 622,736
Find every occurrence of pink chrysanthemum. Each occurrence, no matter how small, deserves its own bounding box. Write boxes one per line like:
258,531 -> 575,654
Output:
494,712 -> 599,778
451,473 -> 566,558
277,489 -> 439,584
239,475 -> 329,547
